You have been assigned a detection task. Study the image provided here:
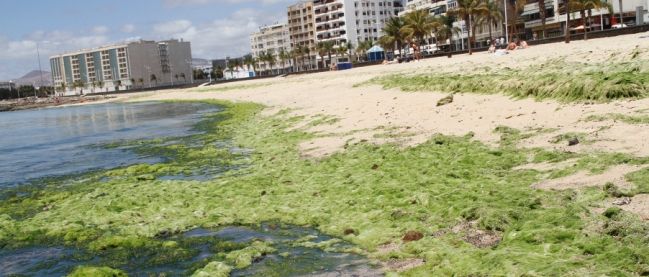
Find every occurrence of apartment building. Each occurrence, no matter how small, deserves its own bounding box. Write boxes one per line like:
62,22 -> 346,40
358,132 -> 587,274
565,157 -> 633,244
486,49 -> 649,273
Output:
313,0 -> 404,65
288,1 -> 318,70
250,23 -> 293,74
50,39 -> 192,95
522,0 -> 649,39
400,0 -> 448,16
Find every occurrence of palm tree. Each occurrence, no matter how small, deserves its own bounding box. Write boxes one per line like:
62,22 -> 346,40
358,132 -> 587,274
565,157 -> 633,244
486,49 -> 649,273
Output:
138,78 -> 144,88
150,74 -> 158,87
174,74 -> 179,83
477,0 -> 503,42
433,15 -> 461,57
402,9 -> 437,48
448,0 -> 489,55
129,78 -> 136,89
316,41 -> 335,68
180,73 -> 187,83
564,0 -> 577,43
91,81 -> 97,93
336,44 -> 348,62
539,0 -> 547,38
278,48 -> 290,73
291,47 -> 303,72
379,17 -> 407,58
346,41 -> 354,62
356,40 -> 373,62
97,80 -> 104,92
580,0 -> 612,39
243,54 -> 257,76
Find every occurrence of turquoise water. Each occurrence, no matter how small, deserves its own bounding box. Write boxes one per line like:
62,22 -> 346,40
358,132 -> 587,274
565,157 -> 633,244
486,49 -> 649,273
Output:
0,102 -> 218,188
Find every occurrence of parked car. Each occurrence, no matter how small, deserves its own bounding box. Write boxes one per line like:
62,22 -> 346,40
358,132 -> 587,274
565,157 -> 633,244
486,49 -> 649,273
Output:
611,23 -> 628,29
421,44 -> 440,55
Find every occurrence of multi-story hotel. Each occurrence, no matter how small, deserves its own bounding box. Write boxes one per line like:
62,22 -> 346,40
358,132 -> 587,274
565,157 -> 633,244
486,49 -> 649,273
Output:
313,0 -> 404,66
50,39 -> 192,95
521,0 -> 649,39
250,23 -> 292,74
288,1 -> 318,71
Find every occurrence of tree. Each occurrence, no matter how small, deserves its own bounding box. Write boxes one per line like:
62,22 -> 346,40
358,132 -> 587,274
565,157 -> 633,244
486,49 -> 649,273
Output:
402,9 -> 438,49
174,74 -> 179,83
346,41 -> 354,63
564,0 -> 577,43
539,0 -> 547,38
291,45 -> 304,71
130,78 -> 136,89
115,80 -> 122,91
356,40 -> 373,62
316,41 -> 335,68
97,80 -> 104,92
477,0 -> 503,42
433,15 -> 461,57
379,17 -> 407,58
278,48 -> 290,73
448,0 -> 489,55
180,73 -> 187,83
138,78 -> 144,87
243,55 -> 257,76
72,80 -> 85,95
579,0 -> 612,40
150,74 -> 158,87
336,44 -> 348,62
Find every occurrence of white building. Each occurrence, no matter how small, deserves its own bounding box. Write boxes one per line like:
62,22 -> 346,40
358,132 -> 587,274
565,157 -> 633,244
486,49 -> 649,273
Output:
313,0 -> 405,65
250,23 -> 293,74
522,0 -> 649,38
50,39 -> 192,96
223,66 -> 255,80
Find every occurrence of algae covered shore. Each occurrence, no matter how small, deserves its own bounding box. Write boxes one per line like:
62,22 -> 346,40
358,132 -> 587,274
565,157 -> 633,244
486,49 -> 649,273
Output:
2,99 -> 649,276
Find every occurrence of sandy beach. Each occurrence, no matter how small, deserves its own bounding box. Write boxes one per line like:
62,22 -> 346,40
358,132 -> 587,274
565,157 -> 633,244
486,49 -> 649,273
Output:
127,32 -> 649,158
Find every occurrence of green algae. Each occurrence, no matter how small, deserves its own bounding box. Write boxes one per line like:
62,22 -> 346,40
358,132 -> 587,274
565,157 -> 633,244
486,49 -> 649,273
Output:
2,101 -> 649,275
189,83 -> 270,93
225,240 -> 275,269
360,59 -> 649,102
585,113 -> 649,124
191,261 -> 231,277
67,266 -> 127,277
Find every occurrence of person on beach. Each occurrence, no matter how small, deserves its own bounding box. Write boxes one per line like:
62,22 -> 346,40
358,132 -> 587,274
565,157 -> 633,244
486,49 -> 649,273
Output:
488,42 -> 496,53
506,41 -> 517,51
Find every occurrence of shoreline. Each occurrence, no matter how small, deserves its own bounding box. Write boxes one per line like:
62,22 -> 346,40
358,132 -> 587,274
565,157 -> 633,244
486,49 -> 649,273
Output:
2,32 -> 649,275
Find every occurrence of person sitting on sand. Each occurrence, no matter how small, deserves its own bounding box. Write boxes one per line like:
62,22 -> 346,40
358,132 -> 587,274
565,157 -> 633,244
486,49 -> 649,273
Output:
506,41 -> 517,51
488,42 -> 496,53
519,40 -> 529,49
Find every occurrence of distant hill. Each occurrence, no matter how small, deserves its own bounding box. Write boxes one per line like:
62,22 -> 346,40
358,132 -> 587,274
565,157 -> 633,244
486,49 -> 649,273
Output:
14,70 -> 52,87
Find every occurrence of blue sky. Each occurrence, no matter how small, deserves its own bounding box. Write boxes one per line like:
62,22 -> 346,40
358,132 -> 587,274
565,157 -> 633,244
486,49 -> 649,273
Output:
0,0 -> 293,80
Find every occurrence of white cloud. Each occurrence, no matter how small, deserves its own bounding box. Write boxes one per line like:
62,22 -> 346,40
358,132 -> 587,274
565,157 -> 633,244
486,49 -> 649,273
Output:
151,9 -> 283,59
121,24 -> 136,33
0,30 -> 110,80
92,26 -> 109,35
153,20 -> 193,35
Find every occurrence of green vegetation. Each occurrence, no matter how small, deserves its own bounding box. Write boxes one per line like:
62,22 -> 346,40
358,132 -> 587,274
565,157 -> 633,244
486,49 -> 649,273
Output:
188,82 -> 269,93
361,59 -> 649,102
585,113 -> 649,124
2,101 -> 649,275
67,266 -> 127,277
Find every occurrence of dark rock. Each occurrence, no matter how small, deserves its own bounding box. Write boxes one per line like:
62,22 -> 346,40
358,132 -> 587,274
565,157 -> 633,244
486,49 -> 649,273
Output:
568,138 -> 580,146
371,164 -> 379,170
402,231 -> 424,242
344,228 -> 358,236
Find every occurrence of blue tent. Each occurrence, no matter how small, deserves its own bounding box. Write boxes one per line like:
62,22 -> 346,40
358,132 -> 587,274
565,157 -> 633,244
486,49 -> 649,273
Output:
367,45 -> 385,62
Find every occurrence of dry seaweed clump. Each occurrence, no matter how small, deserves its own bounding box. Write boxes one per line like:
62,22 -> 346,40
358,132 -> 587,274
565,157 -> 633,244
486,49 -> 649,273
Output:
2,101 -> 649,275
363,58 -> 649,102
